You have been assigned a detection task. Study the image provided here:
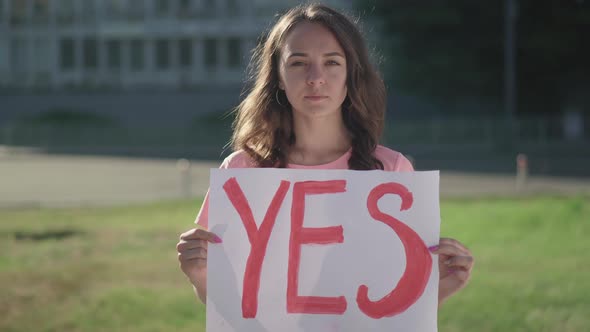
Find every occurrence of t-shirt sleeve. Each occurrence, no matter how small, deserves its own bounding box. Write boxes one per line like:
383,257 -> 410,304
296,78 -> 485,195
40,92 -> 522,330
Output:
194,190 -> 211,229
376,145 -> 415,172
193,151 -> 252,229
394,153 -> 415,172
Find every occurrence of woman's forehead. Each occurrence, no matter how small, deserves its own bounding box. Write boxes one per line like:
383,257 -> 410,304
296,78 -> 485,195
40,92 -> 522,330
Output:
281,22 -> 345,57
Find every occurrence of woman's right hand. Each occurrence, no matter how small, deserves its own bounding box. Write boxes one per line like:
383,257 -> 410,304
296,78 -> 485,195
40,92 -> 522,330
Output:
177,228 -> 222,286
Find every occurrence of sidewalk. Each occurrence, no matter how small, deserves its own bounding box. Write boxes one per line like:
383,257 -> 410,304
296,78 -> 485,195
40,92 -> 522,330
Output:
1,151 -> 588,208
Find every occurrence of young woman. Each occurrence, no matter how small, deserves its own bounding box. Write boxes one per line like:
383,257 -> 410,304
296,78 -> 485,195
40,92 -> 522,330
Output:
177,4 -> 474,307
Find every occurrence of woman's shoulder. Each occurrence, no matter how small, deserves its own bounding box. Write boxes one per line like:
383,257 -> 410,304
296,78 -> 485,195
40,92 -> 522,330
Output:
220,150 -> 257,169
374,145 -> 414,171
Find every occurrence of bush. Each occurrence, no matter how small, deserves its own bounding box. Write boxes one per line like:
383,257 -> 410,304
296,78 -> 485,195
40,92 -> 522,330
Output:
19,109 -> 117,128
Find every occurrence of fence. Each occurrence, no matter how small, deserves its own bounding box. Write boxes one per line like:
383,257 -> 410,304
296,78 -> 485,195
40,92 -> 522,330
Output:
2,114 -> 586,155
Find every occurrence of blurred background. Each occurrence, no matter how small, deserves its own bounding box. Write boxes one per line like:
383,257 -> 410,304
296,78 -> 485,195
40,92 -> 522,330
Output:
1,0 -> 589,207
1,1 -> 589,331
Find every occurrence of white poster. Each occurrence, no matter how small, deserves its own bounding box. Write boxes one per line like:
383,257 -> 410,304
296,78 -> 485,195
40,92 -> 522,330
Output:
208,169 -> 440,331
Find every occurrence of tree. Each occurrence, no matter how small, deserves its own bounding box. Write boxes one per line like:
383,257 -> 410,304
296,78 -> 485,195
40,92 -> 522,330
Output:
358,1 -> 590,115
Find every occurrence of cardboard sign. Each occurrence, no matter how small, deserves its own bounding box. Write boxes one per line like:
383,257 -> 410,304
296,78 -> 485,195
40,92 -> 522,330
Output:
207,169 -> 440,331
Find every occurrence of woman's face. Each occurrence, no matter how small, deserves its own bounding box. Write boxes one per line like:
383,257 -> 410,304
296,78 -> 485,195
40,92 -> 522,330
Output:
278,22 -> 348,119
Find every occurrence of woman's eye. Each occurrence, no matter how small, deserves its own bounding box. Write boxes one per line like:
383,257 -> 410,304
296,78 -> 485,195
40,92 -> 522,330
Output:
326,60 -> 340,65
290,61 -> 305,66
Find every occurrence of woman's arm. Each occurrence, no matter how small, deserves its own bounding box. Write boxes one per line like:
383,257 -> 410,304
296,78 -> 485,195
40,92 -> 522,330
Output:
177,228 -> 222,303
430,238 -> 475,306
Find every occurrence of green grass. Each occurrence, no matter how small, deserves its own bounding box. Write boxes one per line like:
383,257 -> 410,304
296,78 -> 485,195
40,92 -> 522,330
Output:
0,196 -> 588,331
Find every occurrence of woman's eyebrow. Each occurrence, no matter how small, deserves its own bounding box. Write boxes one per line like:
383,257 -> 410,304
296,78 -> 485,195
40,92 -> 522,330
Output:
287,52 -> 345,58
323,52 -> 345,58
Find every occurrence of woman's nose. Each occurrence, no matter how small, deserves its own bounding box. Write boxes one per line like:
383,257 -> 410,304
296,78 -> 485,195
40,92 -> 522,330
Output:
306,64 -> 325,86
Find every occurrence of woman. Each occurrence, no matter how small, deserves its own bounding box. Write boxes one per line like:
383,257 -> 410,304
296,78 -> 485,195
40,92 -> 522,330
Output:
177,4 -> 474,307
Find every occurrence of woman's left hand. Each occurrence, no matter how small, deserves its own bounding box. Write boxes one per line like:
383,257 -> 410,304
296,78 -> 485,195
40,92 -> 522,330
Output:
429,238 -> 474,306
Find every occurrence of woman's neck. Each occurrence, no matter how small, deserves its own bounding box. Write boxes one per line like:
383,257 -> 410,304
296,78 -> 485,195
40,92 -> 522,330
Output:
289,112 -> 351,165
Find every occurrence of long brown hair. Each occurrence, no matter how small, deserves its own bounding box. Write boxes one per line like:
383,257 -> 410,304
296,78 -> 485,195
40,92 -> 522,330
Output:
231,4 -> 386,170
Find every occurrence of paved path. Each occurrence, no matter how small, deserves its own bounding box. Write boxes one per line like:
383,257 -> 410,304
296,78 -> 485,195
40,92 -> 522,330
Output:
1,149 -> 588,208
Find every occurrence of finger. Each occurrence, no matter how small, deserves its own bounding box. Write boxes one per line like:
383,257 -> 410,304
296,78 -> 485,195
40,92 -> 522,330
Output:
178,257 -> 207,269
450,268 -> 471,282
178,248 -> 207,261
439,238 -> 470,252
180,228 -> 222,243
443,256 -> 474,270
176,239 -> 208,252
434,240 -> 470,258
439,238 -> 470,254
435,243 -> 466,257
180,228 -> 210,240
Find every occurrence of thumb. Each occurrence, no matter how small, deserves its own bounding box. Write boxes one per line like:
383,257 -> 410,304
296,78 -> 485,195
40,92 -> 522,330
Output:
182,228 -> 223,243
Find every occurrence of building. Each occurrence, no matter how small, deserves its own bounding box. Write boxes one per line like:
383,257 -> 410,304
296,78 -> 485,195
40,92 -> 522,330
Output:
0,0 -> 352,90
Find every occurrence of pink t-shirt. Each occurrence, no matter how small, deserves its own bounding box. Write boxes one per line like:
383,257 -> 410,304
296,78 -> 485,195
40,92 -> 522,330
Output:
194,145 -> 413,228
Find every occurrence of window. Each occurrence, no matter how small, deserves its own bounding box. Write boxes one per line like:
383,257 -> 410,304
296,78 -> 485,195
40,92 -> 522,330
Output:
106,0 -> 125,19
204,38 -> 217,68
10,0 -> 27,25
227,0 -> 238,17
130,39 -> 145,71
179,0 -> 192,14
156,39 -> 170,69
179,38 -> 192,68
202,0 -> 216,16
227,38 -> 241,68
107,40 -> 121,69
83,38 -> 98,69
33,38 -> 51,82
128,0 -> 145,20
155,0 -> 169,16
10,37 -> 26,71
59,38 -> 75,70
57,0 -> 75,24
10,37 -> 26,83
80,1 -> 96,21
32,0 -> 49,23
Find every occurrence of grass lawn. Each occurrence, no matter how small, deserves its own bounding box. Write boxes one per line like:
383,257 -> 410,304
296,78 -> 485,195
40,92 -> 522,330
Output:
1,196 -> 588,332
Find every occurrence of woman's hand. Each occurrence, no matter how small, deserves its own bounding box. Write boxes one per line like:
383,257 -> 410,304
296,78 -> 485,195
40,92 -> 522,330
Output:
429,238 -> 474,306
176,228 -> 222,294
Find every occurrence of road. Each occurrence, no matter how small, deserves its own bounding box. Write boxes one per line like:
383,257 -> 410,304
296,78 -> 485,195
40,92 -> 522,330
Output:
1,148 -> 588,208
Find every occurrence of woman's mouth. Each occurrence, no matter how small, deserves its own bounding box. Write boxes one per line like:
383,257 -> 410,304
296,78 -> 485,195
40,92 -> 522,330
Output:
304,96 -> 328,101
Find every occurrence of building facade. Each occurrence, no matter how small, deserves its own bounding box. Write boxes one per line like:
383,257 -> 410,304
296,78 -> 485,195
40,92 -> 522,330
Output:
0,0 -> 351,90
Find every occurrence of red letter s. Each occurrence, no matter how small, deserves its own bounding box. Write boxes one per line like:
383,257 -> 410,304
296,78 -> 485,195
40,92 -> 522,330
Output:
357,182 -> 432,318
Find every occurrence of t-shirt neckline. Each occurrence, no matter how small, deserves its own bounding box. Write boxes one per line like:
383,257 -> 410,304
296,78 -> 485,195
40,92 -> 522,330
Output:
287,148 -> 352,169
